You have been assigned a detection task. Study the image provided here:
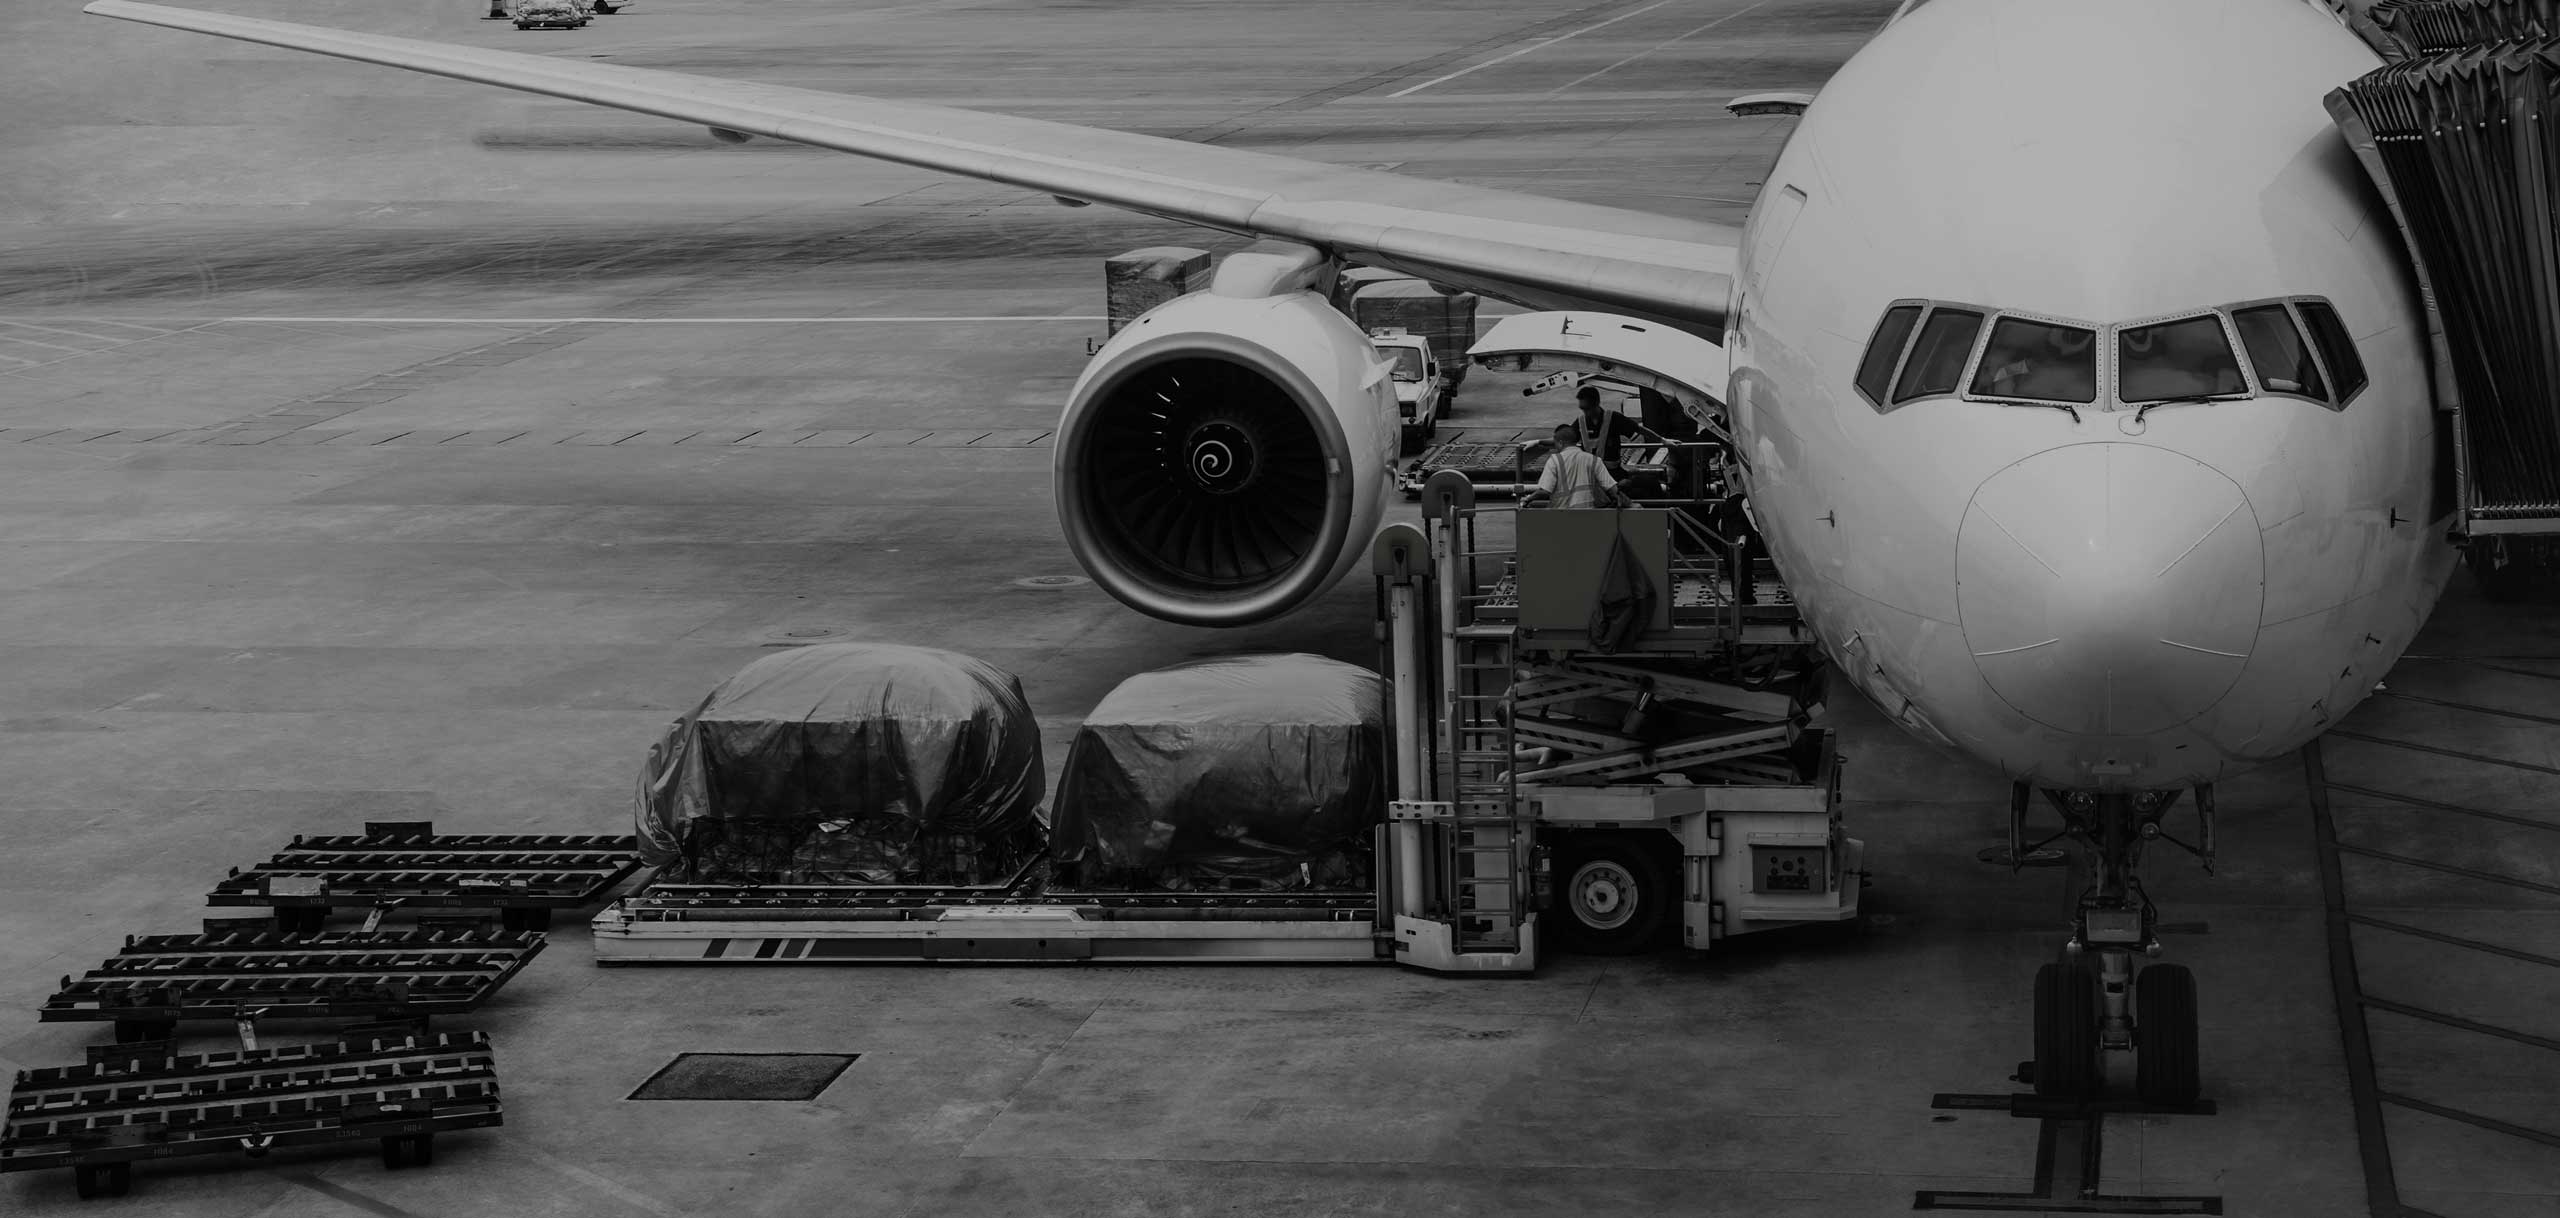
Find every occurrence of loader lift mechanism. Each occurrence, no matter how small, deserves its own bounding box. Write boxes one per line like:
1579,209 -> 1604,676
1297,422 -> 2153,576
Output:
595,453 -> 1859,971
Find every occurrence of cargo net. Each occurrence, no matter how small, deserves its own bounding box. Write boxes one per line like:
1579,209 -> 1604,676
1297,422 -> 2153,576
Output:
635,644 -> 1048,887
2367,0 -> 2560,56
2333,40 -> 2560,519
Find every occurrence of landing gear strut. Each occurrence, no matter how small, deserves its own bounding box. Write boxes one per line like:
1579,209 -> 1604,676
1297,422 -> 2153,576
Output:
2016,784 -> 2213,1106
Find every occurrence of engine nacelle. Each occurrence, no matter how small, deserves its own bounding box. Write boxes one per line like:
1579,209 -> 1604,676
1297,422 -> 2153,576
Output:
1054,289 -> 1399,627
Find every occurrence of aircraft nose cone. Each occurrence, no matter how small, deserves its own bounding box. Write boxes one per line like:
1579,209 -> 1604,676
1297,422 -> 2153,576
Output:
1956,444 -> 2264,737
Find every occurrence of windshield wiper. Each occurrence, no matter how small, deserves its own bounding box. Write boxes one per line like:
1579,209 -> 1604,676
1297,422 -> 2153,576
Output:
2130,393 -> 2243,423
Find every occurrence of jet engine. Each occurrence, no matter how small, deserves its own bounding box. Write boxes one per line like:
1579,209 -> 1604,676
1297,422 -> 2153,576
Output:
1054,288 -> 1400,627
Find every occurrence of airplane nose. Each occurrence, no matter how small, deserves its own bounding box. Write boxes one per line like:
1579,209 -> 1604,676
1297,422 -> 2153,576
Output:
1955,443 -> 2264,737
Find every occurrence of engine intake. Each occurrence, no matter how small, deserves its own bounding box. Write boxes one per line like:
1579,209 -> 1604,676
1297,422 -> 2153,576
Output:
1055,291 -> 1398,626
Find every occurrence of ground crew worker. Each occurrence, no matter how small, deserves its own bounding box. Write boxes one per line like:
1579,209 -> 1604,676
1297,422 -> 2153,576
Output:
1531,422 -> 1621,509
1711,489 -> 1764,605
1573,386 -> 1625,469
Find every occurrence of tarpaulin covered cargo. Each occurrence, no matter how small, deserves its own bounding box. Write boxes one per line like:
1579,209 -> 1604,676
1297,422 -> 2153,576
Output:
1349,278 -> 1480,386
635,643 -> 1045,885
1051,654 -> 1386,891
1105,246 -> 1211,335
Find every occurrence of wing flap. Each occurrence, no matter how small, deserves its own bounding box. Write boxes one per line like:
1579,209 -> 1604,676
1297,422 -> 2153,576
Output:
84,0 -> 1738,330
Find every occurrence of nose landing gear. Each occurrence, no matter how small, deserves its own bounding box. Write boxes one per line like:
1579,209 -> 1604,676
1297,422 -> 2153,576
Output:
2014,784 -> 2213,1108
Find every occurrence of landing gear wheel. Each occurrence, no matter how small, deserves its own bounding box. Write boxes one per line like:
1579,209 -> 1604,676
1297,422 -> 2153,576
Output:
2033,961 -> 2101,1098
1552,832 -> 1672,955
2135,963 -> 2201,1106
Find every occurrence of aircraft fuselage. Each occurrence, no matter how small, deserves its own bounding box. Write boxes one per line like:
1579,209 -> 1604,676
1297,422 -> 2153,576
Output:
1726,0 -> 2457,791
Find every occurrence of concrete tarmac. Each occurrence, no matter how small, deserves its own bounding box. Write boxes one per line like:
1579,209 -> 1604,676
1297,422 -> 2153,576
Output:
2,0 -> 2555,1213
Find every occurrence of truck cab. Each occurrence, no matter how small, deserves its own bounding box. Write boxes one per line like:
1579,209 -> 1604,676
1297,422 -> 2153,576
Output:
1372,329 -> 1446,455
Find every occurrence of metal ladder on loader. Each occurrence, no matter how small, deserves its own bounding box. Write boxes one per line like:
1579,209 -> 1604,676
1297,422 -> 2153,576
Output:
1374,491 -> 1538,973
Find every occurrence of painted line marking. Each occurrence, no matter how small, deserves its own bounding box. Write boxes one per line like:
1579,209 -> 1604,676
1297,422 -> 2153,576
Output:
1548,0 -> 1771,94
1389,0 -> 1681,97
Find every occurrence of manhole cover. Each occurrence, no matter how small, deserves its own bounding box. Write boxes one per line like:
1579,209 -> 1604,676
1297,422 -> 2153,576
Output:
1013,575 -> 1090,588
1976,844 -> 2069,868
628,1053 -> 858,1101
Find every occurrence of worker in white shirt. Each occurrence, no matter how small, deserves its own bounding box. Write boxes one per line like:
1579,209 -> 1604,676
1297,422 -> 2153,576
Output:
1531,422 -> 1622,510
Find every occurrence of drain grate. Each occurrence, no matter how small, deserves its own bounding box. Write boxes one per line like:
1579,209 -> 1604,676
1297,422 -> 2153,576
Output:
627,1053 -> 857,1101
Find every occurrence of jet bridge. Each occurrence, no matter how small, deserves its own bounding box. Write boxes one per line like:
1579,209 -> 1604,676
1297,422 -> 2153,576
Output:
2327,22 -> 2560,583
594,464 -> 1860,970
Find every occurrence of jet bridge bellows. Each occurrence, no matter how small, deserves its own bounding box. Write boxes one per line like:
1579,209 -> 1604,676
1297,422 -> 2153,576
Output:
2364,0 -> 2560,57
2329,36 -> 2560,535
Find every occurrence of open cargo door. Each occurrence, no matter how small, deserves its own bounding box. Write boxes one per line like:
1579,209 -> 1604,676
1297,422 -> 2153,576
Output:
1467,312 -> 1732,444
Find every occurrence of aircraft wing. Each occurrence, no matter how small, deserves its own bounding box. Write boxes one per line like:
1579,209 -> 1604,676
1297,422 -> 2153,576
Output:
83,0 -> 1740,332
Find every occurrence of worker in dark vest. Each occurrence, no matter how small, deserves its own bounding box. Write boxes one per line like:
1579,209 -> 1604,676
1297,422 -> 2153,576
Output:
1711,489 -> 1764,606
1573,386 -> 1625,470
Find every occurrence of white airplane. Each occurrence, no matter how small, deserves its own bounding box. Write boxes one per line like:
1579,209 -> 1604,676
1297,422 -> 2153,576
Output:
87,0 -> 2455,1099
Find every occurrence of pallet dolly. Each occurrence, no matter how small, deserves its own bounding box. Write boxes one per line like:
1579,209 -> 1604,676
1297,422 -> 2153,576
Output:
2,1031 -> 501,1199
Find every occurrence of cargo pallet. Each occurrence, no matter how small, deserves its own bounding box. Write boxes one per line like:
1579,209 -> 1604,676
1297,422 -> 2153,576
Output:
209,822 -> 640,933
595,466 -> 1861,974
40,928 -> 546,1043
1,1032 -> 500,1199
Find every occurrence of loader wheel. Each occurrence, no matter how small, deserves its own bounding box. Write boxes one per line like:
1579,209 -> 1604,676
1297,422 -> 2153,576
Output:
2135,964 -> 2201,1106
2033,961 -> 2101,1099
1551,831 -> 1672,955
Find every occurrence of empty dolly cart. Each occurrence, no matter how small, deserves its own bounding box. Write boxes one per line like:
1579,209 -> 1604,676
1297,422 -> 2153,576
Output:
40,927 -> 546,1045
2,1031 -> 500,1199
209,821 -> 640,933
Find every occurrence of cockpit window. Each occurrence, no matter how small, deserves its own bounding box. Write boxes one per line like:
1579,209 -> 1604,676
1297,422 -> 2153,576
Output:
2117,314 -> 2246,402
1969,317 -> 2098,403
1892,307 -> 1985,403
1852,295 -> 2365,413
2231,304 -> 2326,400
1855,303 -> 1923,407
2295,300 -> 2367,400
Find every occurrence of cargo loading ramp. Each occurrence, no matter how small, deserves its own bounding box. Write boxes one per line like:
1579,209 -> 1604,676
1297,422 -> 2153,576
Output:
208,821 -> 640,933
1,1032 -> 500,1199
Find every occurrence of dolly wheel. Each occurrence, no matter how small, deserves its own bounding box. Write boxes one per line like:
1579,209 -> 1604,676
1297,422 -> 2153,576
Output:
2135,964 -> 2202,1106
1551,831 -> 1672,955
2033,962 -> 2101,1098
103,1163 -> 130,1197
382,1136 -> 410,1170
408,1133 -> 435,1167
73,1165 -> 100,1199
